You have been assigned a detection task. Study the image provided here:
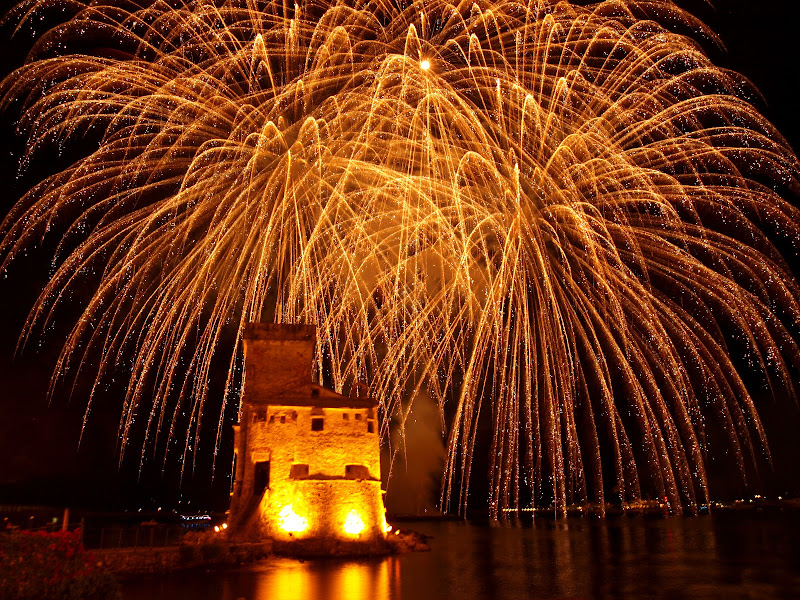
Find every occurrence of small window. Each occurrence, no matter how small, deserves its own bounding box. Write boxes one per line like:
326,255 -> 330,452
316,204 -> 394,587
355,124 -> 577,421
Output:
345,464 -> 370,479
280,415 -> 286,424
367,421 -> 375,434
343,413 -> 349,420
311,417 -> 324,431
253,410 -> 267,423
355,413 -> 362,421
289,464 -> 309,479
268,415 -> 275,423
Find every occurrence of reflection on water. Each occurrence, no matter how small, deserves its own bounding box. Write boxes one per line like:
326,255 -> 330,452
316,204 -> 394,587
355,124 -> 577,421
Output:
127,556 -> 393,600
251,557 -> 390,600
121,511 -> 800,600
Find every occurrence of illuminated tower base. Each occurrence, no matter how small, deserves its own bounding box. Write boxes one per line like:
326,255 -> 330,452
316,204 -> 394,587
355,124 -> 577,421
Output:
227,324 -> 389,554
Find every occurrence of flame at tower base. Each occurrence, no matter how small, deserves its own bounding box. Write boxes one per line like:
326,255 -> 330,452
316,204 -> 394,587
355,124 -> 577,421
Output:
227,323 -> 390,555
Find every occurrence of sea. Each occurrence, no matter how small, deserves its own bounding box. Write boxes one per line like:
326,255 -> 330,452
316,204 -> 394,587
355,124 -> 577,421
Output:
120,509 -> 800,600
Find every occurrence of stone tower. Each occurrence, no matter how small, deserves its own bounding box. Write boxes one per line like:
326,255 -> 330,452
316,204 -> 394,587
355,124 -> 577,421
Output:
227,323 -> 388,553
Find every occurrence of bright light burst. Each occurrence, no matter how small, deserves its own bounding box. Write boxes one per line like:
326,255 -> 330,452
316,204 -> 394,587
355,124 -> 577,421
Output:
1,0 -> 800,516
278,504 -> 308,534
343,510 -> 366,535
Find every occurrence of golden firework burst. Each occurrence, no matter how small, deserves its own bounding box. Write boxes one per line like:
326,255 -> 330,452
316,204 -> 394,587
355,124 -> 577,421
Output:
2,0 -> 799,515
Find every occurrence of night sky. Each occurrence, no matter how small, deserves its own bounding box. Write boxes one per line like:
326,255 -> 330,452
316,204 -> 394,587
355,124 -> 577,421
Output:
1,0 -> 800,513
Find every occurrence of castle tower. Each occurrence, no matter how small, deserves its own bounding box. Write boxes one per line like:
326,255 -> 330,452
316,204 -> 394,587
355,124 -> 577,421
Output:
228,323 -> 388,553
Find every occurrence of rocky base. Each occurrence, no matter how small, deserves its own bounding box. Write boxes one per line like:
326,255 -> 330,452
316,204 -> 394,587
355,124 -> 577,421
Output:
272,537 -> 391,557
258,528 -> 430,557
385,528 -> 431,553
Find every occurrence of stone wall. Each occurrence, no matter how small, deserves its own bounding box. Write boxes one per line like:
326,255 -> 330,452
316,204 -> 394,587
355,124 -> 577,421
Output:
94,541 -> 272,577
243,323 -> 316,403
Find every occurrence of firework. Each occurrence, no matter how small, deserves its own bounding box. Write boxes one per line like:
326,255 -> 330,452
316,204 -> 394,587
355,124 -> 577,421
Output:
1,0 -> 799,515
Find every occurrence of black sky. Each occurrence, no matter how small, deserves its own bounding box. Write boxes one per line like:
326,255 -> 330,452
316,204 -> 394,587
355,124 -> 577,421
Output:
1,0 -> 799,512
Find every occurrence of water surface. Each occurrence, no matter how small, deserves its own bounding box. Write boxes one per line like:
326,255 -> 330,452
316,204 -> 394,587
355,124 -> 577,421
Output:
121,510 -> 800,599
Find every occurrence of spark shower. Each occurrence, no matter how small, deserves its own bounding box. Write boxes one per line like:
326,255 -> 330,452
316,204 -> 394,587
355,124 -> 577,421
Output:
1,0 -> 799,516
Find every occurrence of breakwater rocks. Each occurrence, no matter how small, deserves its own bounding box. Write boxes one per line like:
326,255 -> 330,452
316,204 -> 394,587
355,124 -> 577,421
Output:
386,528 -> 431,553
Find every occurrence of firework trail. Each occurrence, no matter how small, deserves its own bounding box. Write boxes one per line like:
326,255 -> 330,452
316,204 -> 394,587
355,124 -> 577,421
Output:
1,0 -> 799,515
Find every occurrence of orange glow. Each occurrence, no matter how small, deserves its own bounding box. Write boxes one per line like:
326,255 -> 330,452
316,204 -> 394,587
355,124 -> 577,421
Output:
279,505 -> 308,534
343,510 -> 365,536
252,556 -> 390,600
420,59 -> 430,70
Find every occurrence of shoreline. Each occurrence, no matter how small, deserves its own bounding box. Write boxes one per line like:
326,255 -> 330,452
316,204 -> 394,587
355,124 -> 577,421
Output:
96,529 -> 430,578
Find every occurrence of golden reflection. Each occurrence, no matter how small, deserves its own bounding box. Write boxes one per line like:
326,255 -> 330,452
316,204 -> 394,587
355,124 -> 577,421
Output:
252,559 -> 313,600
253,557 -> 391,600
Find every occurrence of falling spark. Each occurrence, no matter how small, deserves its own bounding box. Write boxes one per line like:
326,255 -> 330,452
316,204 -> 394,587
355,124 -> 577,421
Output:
1,0 -> 800,517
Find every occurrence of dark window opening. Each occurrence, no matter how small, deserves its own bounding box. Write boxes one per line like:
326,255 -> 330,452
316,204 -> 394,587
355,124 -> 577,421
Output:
343,413 -> 349,420
345,464 -> 370,479
355,413 -> 362,421
311,417 -> 324,431
367,421 -> 375,433
280,415 -> 286,424
289,464 -> 309,479
254,461 -> 270,495
253,410 -> 267,423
